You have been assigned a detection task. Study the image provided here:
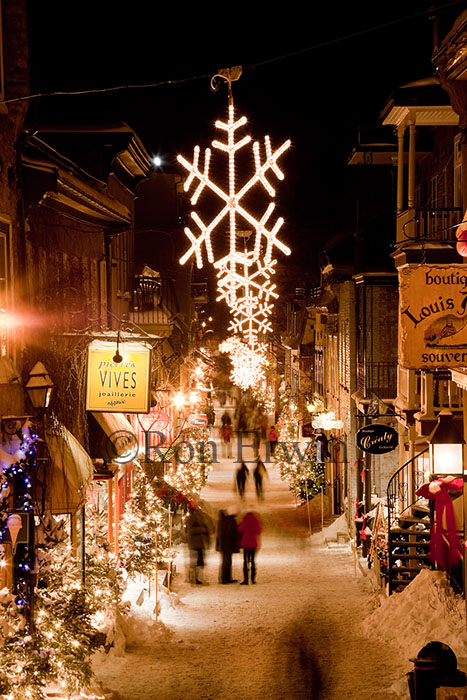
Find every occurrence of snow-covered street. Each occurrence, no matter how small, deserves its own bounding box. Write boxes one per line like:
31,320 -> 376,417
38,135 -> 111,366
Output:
92,445 -> 421,700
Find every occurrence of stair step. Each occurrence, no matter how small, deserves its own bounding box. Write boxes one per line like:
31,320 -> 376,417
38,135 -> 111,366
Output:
391,566 -> 429,573
391,553 -> 430,559
398,516 -> 430,525
412,505 -> 430,515
390,527 -> 429,535
391,540 -> 430,547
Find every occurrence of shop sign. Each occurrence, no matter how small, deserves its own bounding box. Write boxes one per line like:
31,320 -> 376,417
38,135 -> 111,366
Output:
356,424 -> 398,454
86,340 -> 151,413
399,264 -> 467,369
188,414 -> 208,427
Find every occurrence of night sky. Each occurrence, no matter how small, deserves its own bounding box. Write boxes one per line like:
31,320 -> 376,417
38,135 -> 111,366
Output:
25,1 -> 465,287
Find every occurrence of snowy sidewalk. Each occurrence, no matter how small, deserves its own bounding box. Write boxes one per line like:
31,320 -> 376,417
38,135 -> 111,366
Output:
92,448 -> 428,700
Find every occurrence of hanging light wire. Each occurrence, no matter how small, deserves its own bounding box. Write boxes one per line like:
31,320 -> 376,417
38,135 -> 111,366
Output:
1,1 -> 463,106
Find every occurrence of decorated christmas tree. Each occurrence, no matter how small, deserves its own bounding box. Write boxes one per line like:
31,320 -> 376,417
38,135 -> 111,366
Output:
275,405 -> 324,502
165,426 -> 213,499
84,506 -> 126,647
34,535 -> 96,696
0,514 -> 97,700
118,463 -> 173,581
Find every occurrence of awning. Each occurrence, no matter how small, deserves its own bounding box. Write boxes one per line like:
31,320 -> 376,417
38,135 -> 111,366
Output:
45,425 -> 94,514
91,412 -> 138,457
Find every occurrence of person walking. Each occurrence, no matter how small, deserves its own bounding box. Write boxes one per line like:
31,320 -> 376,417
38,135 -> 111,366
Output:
268,425 -> 278,456
186,505 -> 211,585
235,462 -> 249,499
238,511 -> 262,585
216,508 -> 239,584
221,421 -> 233,458
253,458 -> 267,501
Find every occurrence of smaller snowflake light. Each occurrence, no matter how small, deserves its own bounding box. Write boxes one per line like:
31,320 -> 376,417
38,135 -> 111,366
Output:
219,337 -> 267,391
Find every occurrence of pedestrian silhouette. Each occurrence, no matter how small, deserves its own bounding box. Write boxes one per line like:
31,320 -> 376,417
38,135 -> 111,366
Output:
235,462 -> 249,498
216,508 -> 239,584
221,421 -> 233,458
238,511 -> 262,585
253,458 -> 267,501
186,505 -> 211,585
268,425 -> 278,456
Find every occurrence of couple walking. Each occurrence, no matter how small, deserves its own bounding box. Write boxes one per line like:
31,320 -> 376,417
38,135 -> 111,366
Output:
235,458 -> 268,500
216,508 -> 262,585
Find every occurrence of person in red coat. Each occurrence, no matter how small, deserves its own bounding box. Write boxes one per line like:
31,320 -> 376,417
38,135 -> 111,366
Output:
238,511 -> 262,585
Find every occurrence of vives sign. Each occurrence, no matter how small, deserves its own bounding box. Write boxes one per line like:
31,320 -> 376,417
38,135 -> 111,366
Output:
399,264 -> 467,369
86,340 -> 152,414
356,424 -> 398,455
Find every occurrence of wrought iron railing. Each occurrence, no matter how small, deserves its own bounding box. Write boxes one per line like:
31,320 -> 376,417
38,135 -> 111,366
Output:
387,448 -> 430,595
387,447 -> 429,534
398,207 -> 463,243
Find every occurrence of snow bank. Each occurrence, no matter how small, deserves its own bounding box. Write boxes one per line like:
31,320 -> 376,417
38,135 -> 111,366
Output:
309,512 -> 349,545
118,577 -> 179,648
362,569 -> 467,670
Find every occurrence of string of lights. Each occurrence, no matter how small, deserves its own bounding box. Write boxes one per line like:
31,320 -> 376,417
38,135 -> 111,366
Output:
1,1 -> 463,106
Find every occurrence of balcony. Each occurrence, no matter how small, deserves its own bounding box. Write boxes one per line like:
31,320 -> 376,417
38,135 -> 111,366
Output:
397,207 -> 463,245
129,275 -> 173,337
357,360 -> 398,399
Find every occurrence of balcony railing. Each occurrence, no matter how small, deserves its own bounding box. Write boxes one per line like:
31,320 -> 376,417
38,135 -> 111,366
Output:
357,361 -> 398,399
129,276 -> 172,333
397,207 -> 463,244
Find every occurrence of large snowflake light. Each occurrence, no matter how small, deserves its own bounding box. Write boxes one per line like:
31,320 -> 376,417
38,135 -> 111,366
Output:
178,104 -> 291,347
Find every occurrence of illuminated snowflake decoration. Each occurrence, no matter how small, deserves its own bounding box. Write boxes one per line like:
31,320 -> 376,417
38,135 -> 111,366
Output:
178,104 -> 290,347
219,336 -> 267,391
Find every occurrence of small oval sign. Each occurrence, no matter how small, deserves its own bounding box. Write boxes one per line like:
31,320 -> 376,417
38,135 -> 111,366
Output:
188,414 -> 208,427
356,424 -> 398,454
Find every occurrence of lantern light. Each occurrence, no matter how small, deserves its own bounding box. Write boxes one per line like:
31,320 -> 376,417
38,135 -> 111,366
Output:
25,362 -> 54,410
428,409 -> 465,476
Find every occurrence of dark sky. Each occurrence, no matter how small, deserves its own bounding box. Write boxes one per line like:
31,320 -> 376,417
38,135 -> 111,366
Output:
25,1 -> 465,285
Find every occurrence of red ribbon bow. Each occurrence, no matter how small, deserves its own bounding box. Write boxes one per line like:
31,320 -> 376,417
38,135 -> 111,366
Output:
416,477 -> 463,569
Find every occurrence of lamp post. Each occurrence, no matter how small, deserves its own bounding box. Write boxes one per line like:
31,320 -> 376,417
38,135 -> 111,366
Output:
23,362 -> 54,628
428,409 -> 464,477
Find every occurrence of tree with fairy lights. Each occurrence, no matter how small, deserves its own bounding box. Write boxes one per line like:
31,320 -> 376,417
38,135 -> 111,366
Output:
0,423 -> 110,699
84,506 -> 126,647
165,426 -> 213,499
33,535 -> 96,696
275,405 -> 324,503
119,463 -> 173,581
0,514 -> 97,699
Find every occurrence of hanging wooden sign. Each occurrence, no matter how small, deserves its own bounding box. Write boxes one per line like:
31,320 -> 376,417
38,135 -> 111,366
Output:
399,264 -> 467,369
86,340 -> 152,414
356,424 -> 398,454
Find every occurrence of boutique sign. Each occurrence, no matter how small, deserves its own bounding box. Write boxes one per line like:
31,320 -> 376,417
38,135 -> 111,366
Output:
86,340 -> 152,413
399,264 -> 467,369
356,424 -> 398,454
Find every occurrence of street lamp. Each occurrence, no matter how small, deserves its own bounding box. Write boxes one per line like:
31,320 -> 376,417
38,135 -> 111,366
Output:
25,362 -> 54,412
428,409 -> 465,476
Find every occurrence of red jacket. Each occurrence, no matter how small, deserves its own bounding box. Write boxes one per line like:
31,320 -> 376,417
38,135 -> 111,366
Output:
238,512 -> 262,550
